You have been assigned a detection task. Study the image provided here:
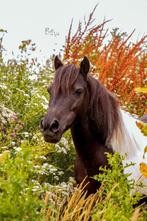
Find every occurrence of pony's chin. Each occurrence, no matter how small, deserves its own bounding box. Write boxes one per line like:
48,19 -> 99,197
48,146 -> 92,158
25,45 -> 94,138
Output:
43,134 -> 62,143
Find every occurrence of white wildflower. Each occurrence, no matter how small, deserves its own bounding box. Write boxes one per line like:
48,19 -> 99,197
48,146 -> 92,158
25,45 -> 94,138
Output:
11,141 -> 16,146
0,84 -> 7,89
13,147 -> 21,152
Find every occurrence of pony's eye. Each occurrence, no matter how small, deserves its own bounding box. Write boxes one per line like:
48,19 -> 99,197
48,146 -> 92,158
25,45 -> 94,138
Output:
74,88 -> 83,96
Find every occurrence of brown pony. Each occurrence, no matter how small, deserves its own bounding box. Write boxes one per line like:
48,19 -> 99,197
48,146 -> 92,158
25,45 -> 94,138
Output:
40,56 -> 120,194
41,56 -> 147,199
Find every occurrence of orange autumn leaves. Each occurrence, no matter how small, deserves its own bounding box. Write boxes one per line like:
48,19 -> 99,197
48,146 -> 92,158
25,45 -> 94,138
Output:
64,6 -> 147,116
140,162 -> 147,178
64,6 -> 147,177
136,121 -> 147,178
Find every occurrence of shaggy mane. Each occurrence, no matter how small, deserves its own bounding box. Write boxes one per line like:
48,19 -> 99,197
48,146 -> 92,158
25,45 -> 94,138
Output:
87,75 -> 120,144
54,64 -> 79,95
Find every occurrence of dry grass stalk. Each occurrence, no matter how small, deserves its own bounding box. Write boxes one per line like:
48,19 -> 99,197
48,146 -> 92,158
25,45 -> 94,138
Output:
43,180 -> 100,221
130,208 -> 141,221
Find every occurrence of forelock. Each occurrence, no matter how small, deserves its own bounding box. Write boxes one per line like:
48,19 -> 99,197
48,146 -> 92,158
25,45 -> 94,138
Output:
53,64 -> 79,94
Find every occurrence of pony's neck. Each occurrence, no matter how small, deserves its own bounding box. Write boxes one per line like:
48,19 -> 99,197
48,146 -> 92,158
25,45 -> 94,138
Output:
71,111 -> 94,145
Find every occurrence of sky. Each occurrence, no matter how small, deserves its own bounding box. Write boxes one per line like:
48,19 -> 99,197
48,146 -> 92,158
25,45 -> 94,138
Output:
0,0 -> 147,63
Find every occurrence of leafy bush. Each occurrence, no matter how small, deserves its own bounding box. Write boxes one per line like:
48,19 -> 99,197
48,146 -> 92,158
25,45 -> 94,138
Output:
43,153 -> 147,221
0,7 -> 147,220
0,143 -> 44,221
0,33 -> 75,220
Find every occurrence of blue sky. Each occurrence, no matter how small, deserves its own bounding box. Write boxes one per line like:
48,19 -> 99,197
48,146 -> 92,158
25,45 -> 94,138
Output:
0,0 -> 147,62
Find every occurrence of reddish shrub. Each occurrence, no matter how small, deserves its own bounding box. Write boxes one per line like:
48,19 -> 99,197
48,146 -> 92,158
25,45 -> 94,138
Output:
64,6 -> 147,116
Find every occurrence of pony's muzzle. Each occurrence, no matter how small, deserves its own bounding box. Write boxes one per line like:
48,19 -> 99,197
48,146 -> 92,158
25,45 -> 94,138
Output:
40,117 -> 62,143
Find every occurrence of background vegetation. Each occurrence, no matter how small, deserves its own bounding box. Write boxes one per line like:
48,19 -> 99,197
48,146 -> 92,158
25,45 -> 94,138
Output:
0,8 -> 146,221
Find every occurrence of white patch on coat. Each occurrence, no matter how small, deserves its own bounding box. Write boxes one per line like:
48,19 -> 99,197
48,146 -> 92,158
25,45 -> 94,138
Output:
110,109 -> 147,195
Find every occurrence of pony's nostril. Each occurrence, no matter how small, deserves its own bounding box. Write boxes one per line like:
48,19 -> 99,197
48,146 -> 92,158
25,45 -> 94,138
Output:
40,118 -> 47,131
50,119 -> 59,133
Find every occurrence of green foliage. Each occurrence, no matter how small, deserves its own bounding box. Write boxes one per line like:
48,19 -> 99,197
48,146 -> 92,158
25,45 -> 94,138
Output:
0,28 -> 146,220
42,153 -> 147,221
92,153 -> 141,221
0,35 -> 75,220
0,144 -> 44,221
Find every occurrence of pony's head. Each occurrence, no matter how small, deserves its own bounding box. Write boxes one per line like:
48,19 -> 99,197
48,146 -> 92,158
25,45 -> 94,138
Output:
41,56 -> 90,143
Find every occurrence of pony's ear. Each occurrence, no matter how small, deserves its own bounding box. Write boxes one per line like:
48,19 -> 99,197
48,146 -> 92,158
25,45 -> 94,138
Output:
80,56 -> 90,77
54,56 -> 63,70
